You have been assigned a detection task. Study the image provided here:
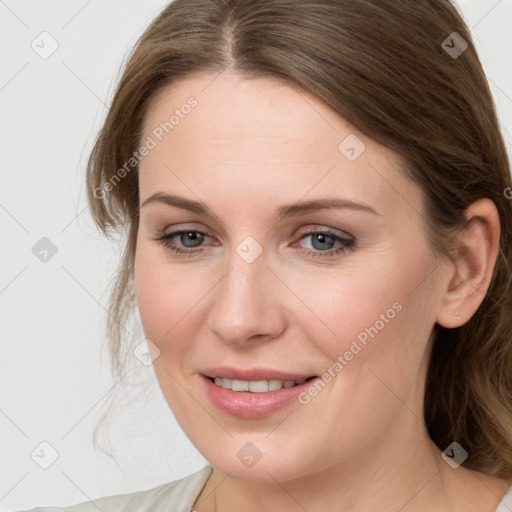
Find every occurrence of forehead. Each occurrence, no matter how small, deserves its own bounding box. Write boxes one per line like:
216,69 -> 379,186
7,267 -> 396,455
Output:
138,72 -> 422,220
143,72 -> 369,161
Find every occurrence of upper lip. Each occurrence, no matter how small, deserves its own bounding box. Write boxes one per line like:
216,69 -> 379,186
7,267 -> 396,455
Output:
201,366 -> 317,381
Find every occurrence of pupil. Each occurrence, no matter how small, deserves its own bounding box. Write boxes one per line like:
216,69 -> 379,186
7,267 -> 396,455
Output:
182,232 -> 203,247
312,233 -> 334,250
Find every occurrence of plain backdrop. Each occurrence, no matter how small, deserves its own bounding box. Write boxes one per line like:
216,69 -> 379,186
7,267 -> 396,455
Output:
1,1 -> 511,510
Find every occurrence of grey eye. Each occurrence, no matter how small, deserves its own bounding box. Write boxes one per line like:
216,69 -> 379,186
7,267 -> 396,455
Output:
179,231 -> 205,247
304,233 -> 336,251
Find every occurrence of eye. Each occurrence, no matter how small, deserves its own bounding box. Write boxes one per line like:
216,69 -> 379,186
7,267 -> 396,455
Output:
153,226 -> 356,259
295,228 -> 355,259
154,229 -> 212,256
173,231 -> 206,248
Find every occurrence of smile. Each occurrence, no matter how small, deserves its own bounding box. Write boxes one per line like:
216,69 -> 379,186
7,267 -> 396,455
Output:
210,376 -> 317,392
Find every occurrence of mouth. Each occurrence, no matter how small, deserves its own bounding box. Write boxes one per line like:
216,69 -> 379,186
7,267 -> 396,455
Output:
201,372 -> 321,419
206,375 -> 318,393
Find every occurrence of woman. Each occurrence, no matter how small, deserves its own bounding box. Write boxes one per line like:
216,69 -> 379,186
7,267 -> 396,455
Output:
22,0 -> 512,510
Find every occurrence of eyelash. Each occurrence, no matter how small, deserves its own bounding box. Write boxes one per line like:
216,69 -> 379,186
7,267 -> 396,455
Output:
154,227 -> 355,259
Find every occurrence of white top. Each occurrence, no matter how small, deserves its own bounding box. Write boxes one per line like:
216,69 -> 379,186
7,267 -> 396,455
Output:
17,465 -> 512,512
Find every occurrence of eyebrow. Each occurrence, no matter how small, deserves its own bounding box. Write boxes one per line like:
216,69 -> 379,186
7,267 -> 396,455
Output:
140,192 -> 380,218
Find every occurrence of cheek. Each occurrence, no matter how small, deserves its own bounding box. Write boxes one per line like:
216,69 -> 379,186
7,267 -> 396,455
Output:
134,244 -> 216,360
134,245 -> 184,344
278,250 -> 428,353
289,263 -> 438,444
286,245 -> 438,391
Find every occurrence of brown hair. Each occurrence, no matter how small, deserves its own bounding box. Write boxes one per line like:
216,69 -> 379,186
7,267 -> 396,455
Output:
86,0 -> 512,478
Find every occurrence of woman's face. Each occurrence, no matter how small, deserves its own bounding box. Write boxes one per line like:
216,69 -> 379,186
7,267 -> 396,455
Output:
134,71 -> 451,482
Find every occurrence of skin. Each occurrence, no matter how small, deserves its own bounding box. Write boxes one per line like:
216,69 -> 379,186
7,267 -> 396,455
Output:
133,71 -> 508,511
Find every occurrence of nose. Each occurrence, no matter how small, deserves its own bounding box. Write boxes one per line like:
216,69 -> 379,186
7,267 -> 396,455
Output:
207,246 -> 287,347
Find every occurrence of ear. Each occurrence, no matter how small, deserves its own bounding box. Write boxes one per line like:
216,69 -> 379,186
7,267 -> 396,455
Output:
436,198 -> 500,329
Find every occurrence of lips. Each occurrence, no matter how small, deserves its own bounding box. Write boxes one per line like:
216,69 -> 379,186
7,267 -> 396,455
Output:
201,366 -> 316,382
199,366 -> 320,418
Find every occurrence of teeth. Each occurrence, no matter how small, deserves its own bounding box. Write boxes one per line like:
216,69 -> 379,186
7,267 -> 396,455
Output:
269,379 -> 283,391
247,380 -> 268,392
213,377 -> 309,393
232,379 -> 249,391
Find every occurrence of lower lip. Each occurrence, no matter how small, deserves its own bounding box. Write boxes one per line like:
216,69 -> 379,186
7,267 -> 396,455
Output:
202,375 -> 319,419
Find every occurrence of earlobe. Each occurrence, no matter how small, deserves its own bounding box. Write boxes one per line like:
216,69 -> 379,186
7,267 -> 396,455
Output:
436,198 -> 500,329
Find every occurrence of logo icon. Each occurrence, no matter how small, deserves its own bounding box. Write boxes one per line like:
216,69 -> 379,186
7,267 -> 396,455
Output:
338,134 -> 366,161
441,32 -> 468,59
134,338 -> 161,366
32,237 -> 58,263
237,442 -> 263,468
441,441 -> 468,469
31,31 -> 59,59
31,441 -> 59,469
236,236 -> 263,264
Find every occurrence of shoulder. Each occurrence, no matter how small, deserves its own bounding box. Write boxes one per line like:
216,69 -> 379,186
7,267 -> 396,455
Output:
16,465 -> 213,512
495,484 -> 512,512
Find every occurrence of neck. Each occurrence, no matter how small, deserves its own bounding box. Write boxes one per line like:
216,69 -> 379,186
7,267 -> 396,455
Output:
194,416 -> 509,512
